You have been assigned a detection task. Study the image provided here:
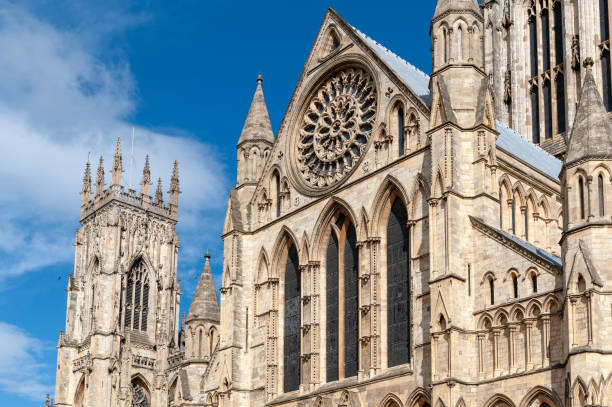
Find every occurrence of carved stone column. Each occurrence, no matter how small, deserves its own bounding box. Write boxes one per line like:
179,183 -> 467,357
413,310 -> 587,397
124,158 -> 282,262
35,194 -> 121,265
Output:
586,292 -> 593,345
525,320 -> 534,369
493,329 -> 501,376
478,333 -> 485,375
508,325 -> 517,371
542,315 -> 551,365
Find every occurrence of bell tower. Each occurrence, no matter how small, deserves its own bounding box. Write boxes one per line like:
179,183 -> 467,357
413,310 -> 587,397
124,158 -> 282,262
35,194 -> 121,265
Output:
55,139 -> 182,407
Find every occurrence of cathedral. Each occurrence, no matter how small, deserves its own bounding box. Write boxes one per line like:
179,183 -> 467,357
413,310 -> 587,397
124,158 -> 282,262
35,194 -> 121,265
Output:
53,1 -> 612,406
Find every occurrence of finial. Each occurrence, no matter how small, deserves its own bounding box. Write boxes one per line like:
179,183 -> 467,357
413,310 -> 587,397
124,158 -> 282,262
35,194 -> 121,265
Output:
257,74 -> 263,84
95,155 -> 105,196
168,160 -> 181,215
583,57 -> 594,70
111,137 -> 123,185
205,252 -> 211,259
140,155 -> 152,197
155,177 -> 164,205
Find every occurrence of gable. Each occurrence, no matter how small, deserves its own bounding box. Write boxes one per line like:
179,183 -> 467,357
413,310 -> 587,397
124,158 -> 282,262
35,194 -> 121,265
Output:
247,8 -> 432,211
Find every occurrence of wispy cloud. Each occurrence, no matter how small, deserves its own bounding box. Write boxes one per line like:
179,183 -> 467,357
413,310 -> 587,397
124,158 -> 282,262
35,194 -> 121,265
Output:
0,322 -> 52,400
0,2 -> 228,282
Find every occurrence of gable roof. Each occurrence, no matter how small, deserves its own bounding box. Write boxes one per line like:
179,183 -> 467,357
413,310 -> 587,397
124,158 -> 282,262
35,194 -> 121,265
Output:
470,216 -> 562,270
496,120 -> 563,180
351,27 -> 431,103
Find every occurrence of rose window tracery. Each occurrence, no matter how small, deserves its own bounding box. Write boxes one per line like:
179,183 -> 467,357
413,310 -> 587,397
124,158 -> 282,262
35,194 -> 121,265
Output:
295,67 -> 377,192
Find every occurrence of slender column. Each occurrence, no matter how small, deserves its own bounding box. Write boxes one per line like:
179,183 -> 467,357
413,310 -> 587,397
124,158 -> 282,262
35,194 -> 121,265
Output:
570,298 -> 577,347
477,333 -> 485,374
432,333 -> 439,379
586,292 -> 593,345
525,320 -> 534,369
509,325 -> 517,371
493,329 -> 501,375
542,315 -> 551,365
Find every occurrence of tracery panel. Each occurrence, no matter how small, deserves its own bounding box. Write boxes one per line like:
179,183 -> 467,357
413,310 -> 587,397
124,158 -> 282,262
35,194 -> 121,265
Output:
283,245 -> 301,392
123,259 -> 149,332
326,232 -> 339,382
387,198 -> 411,367
343,223 -> 359,378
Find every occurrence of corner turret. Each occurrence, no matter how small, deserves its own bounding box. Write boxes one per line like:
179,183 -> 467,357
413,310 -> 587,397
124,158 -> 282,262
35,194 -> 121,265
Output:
236,75 -> 274,187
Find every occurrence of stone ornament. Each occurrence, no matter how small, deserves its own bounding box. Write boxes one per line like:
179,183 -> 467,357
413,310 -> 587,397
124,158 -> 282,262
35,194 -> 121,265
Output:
293,66 -> 377,195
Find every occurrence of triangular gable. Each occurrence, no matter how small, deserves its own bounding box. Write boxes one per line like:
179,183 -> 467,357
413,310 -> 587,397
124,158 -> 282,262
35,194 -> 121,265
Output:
247,9 -> 433,209
566,240 -> 604,292
469,216 -> 562,273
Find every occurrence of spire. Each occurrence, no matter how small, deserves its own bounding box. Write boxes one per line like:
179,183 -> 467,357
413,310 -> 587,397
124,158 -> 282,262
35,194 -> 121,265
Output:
155,177 -> 164,205
140,155 -> 152,196
237,75 -> 275,146
168,160 -> 181,214
111,137 -> 122,185
95,156 -> 105,196
81,159 -> 92,205
186,253 -> 220,323
565,58 -> 612,167
433,0 -> 480,20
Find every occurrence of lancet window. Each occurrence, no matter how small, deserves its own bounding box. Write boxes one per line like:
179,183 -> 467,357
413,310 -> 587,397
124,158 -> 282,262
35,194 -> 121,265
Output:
326,213 -> 359,381
283,244 -> 301,392
387,198 -> 411,367
123,259 -> 150,332
528,0 -> 567,142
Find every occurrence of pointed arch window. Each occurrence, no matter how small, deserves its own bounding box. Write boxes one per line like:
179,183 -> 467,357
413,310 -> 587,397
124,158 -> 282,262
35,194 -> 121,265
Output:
283,244 -> 301,393
132,380 -> 150,407
325,215 -> 359,381
602,50 -> 612,112
458,26 -> 463,60
579,176 -> 586,220
489,278 -> 495,305
543,80 -> 553,140
123,259 -> 150,332
511,198 -> 517,234
529,15 -> 538,78
554,1 -> 563,66
532,272 -> 538,293
274,172 -> 281,218
443,27 -> 449,64
531,86 -> 541,143
541,7 -> 551,72
599,174 -> 605,216
556,73 -> 566,133
387,198 -> 411,367
198,329 -> 203,358
513,274 -> 519,299
398,107 -> 405,157
601,0 -> 610,42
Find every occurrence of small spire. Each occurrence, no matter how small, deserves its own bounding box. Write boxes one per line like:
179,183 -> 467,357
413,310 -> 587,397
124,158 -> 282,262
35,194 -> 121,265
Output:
81,159 -> 92,205
168,160 -> 181,215
186,253 -> 220,323
140,155 -> 152,196
565,56 -> 612,166
95,156 -> 105,196
111,137 -> 123,185
155,177 -> 164,205
237,74 -> 275,146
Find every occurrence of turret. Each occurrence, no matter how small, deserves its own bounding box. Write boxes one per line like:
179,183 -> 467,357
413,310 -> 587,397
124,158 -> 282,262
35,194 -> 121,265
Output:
183,253 -> 220,362
236,75 -> 274,187
560,57 -> 612,385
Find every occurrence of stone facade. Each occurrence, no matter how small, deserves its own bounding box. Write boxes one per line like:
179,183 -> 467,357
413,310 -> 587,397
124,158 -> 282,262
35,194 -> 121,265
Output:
54,2 -> 612,407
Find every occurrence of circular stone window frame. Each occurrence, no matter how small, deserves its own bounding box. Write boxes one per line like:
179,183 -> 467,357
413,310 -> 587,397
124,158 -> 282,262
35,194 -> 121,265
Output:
286,56 -> 381,198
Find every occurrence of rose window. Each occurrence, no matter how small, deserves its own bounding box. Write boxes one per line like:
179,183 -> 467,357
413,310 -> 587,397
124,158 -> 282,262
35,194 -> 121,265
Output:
295,67 -> 376,191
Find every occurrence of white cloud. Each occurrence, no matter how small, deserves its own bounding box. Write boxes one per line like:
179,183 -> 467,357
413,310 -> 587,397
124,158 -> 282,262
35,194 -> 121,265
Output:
0,2 -> 228,281
0,322 -> 52,400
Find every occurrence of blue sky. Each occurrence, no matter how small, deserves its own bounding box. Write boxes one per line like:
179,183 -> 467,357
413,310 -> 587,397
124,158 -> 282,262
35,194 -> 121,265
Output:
0,1 -> 434,404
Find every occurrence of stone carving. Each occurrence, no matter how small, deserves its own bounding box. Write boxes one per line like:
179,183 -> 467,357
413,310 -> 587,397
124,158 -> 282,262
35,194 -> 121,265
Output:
503,70 -> 512,104
295,67 -> 376,191
571,35 -> 581,70
132,383 -> 149,407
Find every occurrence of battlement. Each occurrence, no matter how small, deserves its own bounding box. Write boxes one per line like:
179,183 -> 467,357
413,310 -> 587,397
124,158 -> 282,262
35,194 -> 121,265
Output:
79,137 -> 181,222
80,184 -> 177,221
